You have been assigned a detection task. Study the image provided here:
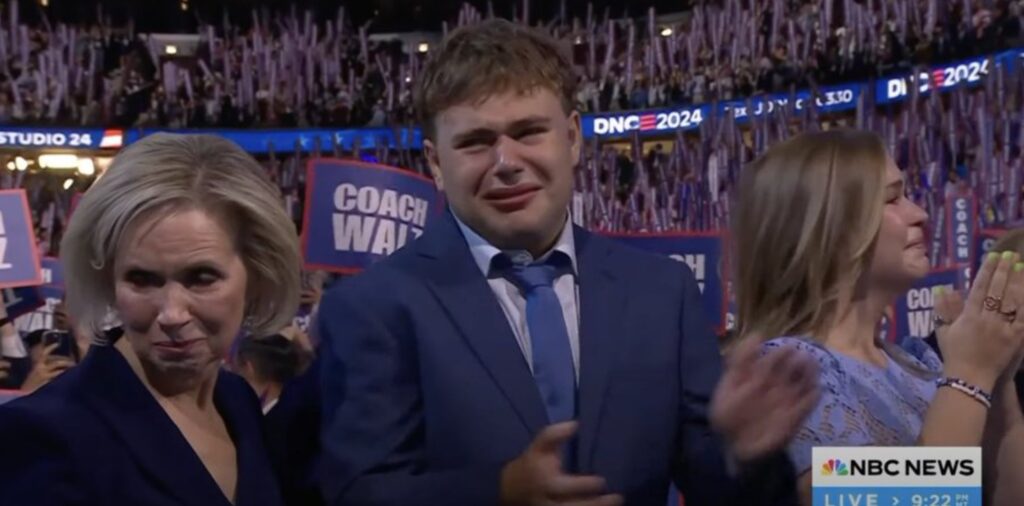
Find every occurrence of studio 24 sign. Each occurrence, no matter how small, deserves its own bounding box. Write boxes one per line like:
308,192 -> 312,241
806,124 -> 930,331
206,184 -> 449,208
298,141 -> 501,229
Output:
302,159 -> 442,273
599,232 -> 728,332
0,127 -> 122,149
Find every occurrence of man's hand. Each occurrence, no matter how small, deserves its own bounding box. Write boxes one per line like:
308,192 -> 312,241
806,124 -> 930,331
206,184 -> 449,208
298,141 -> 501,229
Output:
710,337 -> 820,463
500,422 -> 623,506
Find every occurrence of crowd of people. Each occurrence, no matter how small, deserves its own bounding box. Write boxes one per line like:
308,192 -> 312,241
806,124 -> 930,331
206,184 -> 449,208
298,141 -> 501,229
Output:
5,14 -> 1024,506
3,1 -> 1024,503
0,1 -> 1019,128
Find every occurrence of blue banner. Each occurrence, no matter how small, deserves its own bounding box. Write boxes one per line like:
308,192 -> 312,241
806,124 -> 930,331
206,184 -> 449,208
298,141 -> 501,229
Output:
0,190 -> 42,289
302,158 -> 442,273
124,127 -> 422,154
814,487 -> 980,506
585,105 -> 709,136
973,229 -> 1006,276
947,193 -> 976,285
721,83 -> 861,121
3,285 -> 43,320
893,268 -> 960,340
874,50 -> 1020,104
11,257 -> 64,335
1,48 -> 1017,154
39,257 -> 64,301
599,233 -> 727,332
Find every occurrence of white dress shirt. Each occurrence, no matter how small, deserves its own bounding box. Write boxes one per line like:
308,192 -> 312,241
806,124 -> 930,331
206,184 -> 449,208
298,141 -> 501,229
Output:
454,214 -> 581,383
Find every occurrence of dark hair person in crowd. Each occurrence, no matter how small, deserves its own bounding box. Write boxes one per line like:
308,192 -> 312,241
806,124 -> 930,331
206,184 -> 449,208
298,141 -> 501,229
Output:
233,333 -> 307,414
0,133 -> 302,506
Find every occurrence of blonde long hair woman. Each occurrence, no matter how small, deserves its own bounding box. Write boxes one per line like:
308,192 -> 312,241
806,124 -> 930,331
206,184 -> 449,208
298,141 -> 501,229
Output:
734,129 -> 1024,505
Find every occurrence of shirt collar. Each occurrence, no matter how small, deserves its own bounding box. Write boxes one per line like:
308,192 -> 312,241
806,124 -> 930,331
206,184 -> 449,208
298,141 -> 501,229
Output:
453,211 -> 578,277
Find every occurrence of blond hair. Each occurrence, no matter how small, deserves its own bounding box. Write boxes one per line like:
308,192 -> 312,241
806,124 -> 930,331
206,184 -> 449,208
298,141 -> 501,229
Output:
733,129 -> 888,341
61,133 -> 301,339
414,18 -> 577,141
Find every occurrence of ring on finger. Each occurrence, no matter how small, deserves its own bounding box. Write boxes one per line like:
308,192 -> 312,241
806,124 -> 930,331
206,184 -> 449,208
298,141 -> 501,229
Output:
933,314 -> 950,327
1001,308 -> 1018,323
984,296 -> 1003,312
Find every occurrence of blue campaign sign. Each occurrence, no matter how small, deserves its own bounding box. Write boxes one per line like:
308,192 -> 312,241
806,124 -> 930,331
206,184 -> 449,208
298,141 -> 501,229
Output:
0,190 -> 42,289
9,257 -> 65,335
0,127 -> 121,149
947,193 -> 976,284
39,256 -> 64,301
974,229 -> 1006,275
600,232 -> 728,332
3,285 -> 44,320
302,158 -> 442,273
893,268 -> 960,341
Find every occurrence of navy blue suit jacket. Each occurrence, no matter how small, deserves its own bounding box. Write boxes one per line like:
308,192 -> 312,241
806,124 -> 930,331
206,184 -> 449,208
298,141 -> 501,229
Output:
265,354 -> 325,506
0,341 -> 283,506
319,212 -> 797,506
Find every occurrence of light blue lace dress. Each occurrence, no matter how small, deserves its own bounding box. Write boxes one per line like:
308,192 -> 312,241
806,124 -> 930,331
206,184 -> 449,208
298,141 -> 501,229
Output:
761,336 -> 943,474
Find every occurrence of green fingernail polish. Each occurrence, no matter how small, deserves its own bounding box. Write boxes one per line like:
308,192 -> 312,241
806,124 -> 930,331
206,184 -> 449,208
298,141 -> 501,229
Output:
989,252 -> 1000,262
936,286 -> 945,294
1004,251 -> 1015,260
1016,263 -> 1024,273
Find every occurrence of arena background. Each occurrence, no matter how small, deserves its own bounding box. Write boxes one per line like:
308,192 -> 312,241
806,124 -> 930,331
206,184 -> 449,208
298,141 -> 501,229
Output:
0,1 -> 1020,504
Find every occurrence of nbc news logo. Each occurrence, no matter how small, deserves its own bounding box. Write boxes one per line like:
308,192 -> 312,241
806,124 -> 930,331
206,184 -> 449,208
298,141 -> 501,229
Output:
821,459 -> 849,477
812,448 -> 982,506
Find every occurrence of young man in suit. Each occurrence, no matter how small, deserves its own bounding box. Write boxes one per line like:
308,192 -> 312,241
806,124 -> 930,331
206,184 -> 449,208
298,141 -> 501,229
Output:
319,19 -> 818,506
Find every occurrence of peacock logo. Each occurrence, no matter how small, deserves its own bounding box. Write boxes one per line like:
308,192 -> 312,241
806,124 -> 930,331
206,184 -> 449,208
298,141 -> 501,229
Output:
821,459 -> 850,476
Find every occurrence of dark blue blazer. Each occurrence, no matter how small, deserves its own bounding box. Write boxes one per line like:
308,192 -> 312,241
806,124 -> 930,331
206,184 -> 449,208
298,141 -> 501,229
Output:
265,354 -> 325,506
0,341 -> 283,506
319,212 -> 797,506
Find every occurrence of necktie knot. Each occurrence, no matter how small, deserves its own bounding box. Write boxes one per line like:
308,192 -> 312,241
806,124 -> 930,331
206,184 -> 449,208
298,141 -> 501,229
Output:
509,263 -> 558,291
493,252 -> 570,292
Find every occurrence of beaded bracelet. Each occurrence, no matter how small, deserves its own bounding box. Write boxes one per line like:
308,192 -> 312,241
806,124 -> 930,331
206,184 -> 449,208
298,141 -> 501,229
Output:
936,377 -> 993,409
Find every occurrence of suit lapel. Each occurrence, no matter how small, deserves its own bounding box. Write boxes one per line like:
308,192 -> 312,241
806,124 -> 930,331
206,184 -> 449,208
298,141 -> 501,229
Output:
573,229 -> 627,471
415,213 -> 548,435
77,345 -> 229,506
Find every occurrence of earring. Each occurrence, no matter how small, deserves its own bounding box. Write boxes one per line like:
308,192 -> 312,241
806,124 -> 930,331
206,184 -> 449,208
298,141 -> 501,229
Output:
241,315 -> 254,335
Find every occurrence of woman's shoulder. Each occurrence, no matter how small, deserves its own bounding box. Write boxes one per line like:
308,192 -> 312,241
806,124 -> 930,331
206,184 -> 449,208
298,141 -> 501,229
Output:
761,336 -> 841,366
761,336 -> 850,389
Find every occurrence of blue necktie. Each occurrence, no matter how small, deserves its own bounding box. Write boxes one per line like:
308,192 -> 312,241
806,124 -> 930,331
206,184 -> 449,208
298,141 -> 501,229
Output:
504,255 -> 577,425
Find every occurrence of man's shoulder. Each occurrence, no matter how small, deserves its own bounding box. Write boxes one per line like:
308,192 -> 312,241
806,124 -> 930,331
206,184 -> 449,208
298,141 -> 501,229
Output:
582,230 -> 699,287
320,242 -> 433,316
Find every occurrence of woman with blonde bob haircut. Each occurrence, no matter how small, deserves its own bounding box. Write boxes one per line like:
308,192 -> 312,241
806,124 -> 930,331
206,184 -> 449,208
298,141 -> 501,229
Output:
734,129 -> 1024,505
0,133 -> 299,506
